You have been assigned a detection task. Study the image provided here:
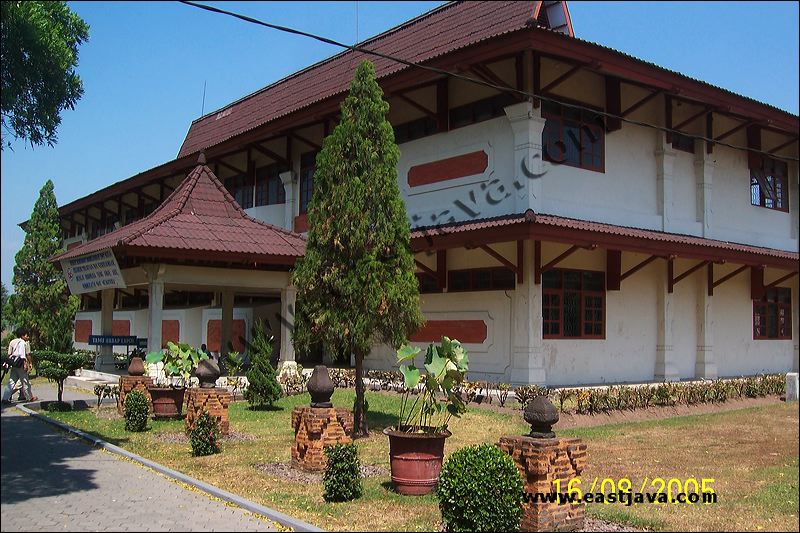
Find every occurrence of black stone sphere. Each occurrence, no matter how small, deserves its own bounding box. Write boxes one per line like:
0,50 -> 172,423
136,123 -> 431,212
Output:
307,365 -> 334,407
523,395 -> 559,438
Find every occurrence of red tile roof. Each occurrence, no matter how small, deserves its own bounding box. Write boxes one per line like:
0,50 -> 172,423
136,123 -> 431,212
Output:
53,163 -> 306,264
410,210 -> 799,263
177,1 -> 538,158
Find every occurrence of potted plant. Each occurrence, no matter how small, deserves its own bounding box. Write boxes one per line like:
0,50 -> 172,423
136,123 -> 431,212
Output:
384,336 -> 469,496
145,342 -> 209,419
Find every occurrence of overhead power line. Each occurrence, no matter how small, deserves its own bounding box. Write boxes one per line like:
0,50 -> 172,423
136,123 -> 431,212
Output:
179,1 -> 798,162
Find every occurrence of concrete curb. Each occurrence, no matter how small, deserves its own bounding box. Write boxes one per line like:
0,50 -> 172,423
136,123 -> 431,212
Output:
15,403 -> 324,532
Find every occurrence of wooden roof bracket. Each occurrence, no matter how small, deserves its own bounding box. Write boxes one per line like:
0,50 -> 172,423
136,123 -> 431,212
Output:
415,260 -> 437,280
535,243 -> 596,283
708,263 -> 748,296
620,254 -> 661,283
764,270 -> 799,289
668,259 -> 709,293
478,242 -> 524,283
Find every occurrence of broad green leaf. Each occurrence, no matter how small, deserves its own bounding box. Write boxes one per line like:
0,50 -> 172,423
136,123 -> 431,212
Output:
424,345 -> 447,378
400,364 -> 420,389
145,351 -> 164,364
396,344 -> 420,363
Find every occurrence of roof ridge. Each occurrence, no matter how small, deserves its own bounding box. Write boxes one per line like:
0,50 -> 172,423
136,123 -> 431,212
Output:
119,166 -> 203,245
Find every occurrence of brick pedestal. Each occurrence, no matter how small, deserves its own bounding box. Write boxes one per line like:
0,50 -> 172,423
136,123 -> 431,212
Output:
185,388 -> 232,435
291,406 -> 354,472
117,376 -> 153,415
497,436 -> 587,532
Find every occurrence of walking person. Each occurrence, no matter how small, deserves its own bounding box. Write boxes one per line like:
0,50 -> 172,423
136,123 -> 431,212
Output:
1,328 -> 38,404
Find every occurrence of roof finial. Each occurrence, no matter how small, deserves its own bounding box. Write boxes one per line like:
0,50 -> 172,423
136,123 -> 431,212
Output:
197,151 -> 207,165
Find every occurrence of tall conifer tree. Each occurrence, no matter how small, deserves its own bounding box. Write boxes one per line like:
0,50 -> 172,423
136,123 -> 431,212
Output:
11,180 -> 79,351
292,60 -> 424,437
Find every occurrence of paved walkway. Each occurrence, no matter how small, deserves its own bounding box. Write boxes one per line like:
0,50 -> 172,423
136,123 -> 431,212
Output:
1,383 -> 277,532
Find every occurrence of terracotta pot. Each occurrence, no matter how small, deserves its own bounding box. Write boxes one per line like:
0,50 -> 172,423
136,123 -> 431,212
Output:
148,387 -> 185,419
384,427 -> 451,496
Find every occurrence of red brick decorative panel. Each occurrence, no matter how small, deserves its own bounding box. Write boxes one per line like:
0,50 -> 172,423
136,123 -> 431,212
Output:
294,213 -> 308,233
291,406 -> 354,472
411,320 -> 487,344
408,151 -> 488,187
161,320 -> 180,347
117,376 -> 153,415
113,319 -> 131,336
75,319 -> 92,343
185,388 -> 232,435
206,319 -> 247,353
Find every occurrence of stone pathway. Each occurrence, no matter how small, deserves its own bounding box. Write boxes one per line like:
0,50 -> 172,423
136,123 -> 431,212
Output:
1,383 -> 278,532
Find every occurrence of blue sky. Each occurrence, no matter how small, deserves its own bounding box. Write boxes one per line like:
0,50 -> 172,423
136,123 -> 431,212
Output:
2,1 -> 798,291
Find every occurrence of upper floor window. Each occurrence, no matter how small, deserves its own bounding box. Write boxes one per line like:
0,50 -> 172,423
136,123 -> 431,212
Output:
416,273 -> 441,294
449,93 -> 517,130
448,267 -> 516,292
671,132 -> 695,154
394,116 -> 438,144
542,101 -> 604,172
754,287 -> 792,340
751,157 -> 788,212
542,269 -> 605,339
299,152 -> 317,214
255,163 -> 286,207
225,174 -> 253,209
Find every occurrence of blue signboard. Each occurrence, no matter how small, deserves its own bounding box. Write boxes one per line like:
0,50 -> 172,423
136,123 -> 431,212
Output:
137,338 -> 148,349
89,335 -> 139,346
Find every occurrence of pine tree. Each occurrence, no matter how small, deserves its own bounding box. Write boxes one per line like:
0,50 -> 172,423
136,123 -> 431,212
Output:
243,320 -> 282,408
292,60 -> 424,437
11,180 -> 79,352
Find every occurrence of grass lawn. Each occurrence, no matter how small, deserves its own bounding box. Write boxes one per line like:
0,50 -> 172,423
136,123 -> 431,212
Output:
43,388 -> 798,532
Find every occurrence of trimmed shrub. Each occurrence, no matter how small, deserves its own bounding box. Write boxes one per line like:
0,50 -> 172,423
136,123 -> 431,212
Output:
35,350 -> 85,403
244,321 -> 282,408
323,443 -> 362,502
124,390 -> 149,432
438,443 -> 523,532
189,411 -> 220,457
45,401 -> 72,412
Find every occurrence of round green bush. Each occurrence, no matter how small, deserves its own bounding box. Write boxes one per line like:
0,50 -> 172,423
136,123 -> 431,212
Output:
437,443 -> 523,532
123,390 -> 149,432
189,411 -> 220,456
323,443 -> 363,502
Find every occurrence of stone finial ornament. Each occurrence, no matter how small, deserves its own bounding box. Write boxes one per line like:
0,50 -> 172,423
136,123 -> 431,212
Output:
196,358 -> 221,388
307,365 -> 334,407
127,357 -> 145,376
524,395 -> 559,438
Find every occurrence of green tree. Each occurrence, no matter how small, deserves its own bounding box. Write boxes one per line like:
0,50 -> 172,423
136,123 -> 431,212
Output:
1,281 -> 14,332
243,320 -> 282,408
292,60 -> 424,437
12,180 -> 79,352
1,1 -> 89,149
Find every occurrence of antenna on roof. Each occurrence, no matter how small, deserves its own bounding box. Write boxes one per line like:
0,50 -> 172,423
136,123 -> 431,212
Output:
201,80 -> 207,116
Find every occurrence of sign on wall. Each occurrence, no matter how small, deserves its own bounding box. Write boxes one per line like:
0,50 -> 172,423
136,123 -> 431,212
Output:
89,335 -> 138,346
62,248 -> 127,295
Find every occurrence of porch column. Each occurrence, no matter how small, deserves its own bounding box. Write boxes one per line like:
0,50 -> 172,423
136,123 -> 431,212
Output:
655,132 -> 677,232
695,270 -> 717,379
221,288 -> 234,358
279,170 -> 295,231
95,288 -> 115,371
504,101 -> 546,214
655,262 -> 678,381
147,279 -> 164,353
279,285 -> 297,364
694,140 -> 715,238
511,240 -> 546,385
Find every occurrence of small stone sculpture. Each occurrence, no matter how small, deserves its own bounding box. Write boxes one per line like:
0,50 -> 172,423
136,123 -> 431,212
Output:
127,356 -> 145,376
524,395 -> 559,438
307,365 -> 334,408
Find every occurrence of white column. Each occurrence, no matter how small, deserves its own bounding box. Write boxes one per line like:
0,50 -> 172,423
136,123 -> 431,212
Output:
221,288 -> 234,358
504,101 -> 546,214
511,240 -> 546,385
655,133 -> 677,232
95,288 -> 115,371
793,279 -> 799,372
694,140 -> 715,238
655,262 -> 678,382
278,285 -> 298,376
279,170 -> 295,231
695,270 -> 717,379
147,279 -> 164,353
